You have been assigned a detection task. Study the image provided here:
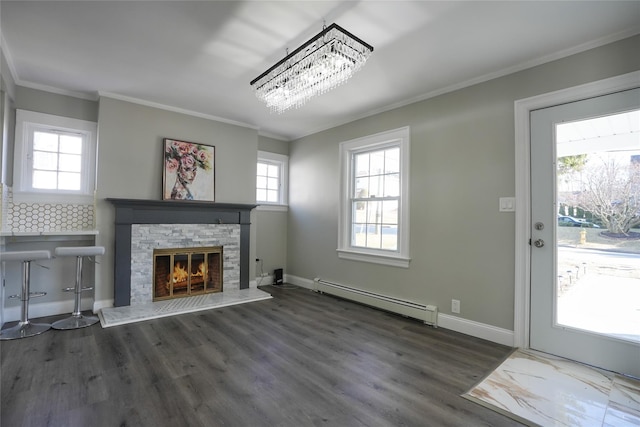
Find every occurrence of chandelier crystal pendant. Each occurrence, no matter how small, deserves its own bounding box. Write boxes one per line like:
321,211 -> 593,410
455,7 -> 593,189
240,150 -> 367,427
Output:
250,23 -> 373,114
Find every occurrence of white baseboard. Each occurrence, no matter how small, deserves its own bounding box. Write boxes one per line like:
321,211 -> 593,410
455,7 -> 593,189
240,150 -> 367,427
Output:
2,297 -> 96,324
437,313 -> 514,347
285,274 -> 514,347
286,274 -> 314,289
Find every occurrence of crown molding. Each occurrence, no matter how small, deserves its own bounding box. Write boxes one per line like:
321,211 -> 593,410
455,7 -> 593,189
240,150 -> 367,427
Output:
99,91 -> 259,131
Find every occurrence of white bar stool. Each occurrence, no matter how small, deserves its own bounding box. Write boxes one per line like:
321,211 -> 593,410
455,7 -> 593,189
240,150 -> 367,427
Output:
51,246 -> 104,330
0,250 -> 52,340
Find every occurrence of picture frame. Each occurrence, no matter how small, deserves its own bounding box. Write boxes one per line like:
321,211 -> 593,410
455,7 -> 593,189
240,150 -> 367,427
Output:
163,138 -> 215,201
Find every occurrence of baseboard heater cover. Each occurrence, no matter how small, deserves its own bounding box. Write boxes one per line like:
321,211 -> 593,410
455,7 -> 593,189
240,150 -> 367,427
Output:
314,278 -> 437,327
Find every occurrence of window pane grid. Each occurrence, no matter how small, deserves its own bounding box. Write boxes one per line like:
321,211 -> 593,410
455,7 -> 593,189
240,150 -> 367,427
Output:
31,130 -> 83,191
351,198 -> 399,251
350,146 -> 401,251
256,160 -> 281,203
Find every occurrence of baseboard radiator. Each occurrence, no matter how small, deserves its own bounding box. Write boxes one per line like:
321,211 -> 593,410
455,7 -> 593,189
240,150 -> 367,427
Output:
313,278 -> 437,327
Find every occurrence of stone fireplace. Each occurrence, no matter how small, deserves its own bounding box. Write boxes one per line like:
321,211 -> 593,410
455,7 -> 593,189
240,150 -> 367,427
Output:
107,199 -> 255,307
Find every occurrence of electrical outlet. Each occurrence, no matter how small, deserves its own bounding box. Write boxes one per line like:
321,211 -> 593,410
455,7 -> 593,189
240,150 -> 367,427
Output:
451,299 -> 460,314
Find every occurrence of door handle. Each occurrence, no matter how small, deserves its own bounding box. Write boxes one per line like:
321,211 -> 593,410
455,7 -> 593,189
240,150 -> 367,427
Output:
534,239 -> 545,248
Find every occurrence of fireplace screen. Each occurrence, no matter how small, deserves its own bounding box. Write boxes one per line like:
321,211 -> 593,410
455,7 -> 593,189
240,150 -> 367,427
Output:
153,246 -> 222,301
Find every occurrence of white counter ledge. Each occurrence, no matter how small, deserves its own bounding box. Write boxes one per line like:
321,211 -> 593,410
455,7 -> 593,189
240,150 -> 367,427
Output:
1,230 -> 99,237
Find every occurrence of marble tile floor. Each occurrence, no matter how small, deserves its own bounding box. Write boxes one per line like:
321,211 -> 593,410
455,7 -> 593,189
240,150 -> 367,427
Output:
463,349 -> 640,426
98,287 -> 272,327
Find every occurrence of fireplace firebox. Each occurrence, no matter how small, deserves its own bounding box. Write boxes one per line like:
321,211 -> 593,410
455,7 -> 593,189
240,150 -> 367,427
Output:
153,246 -> 222,301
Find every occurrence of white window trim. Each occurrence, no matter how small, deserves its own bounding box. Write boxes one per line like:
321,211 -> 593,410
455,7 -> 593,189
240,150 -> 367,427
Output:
338,126 -> 411,268
256,150 -> 288,210
13,110 -> 97,204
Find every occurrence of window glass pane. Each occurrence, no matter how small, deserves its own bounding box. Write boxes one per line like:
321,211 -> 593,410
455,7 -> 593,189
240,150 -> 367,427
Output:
382,200 -> 398,224
267,177 -> 278,190
33,151 -> 58,170
33,170 -> 57,189
267,189 -> 278,203
59,135 -> 82,154
366,200 -> 381,223
257,176 -> 267,189
58,172 -> 81,190
267,164 -> 279,178
385,148 -> 400,173
256,189 -> 267,201
59,153 -> 82,172
353,201 -> 366,223
352,223 -> 366,247
354,176 -> 369,199
355,153 -> 369,177
381,226 -> 398,250
257,162 -> 268,176
368,175 -> 382,198
366,226 -> 382,249
384,173 -> 400,197
33,132 -> 58,151
370,150 -> 385,174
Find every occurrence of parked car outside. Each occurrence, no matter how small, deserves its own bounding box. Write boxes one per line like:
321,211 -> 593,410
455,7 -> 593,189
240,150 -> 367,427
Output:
557,215 -> 600,228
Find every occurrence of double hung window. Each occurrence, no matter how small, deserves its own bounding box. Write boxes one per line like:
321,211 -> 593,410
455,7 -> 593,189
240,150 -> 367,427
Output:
338,127 -> 410,267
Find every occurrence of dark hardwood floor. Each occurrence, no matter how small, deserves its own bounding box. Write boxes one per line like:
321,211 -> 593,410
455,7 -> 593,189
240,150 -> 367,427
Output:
1,285 -> 522,426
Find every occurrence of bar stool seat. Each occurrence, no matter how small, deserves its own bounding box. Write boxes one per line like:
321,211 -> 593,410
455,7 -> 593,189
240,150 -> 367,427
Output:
0,250 -> 52,340
51,246 -> 104,330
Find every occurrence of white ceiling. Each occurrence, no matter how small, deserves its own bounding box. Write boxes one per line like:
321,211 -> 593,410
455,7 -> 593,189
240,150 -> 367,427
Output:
2,1 -> 639,141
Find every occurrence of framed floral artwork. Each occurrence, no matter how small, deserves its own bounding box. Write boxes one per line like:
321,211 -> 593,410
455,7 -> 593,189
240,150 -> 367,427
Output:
163,138 -> 215,201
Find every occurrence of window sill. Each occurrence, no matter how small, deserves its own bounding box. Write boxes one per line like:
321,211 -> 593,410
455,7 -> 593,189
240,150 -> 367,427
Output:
256,204 -> 288,212
337,249 -> 410,268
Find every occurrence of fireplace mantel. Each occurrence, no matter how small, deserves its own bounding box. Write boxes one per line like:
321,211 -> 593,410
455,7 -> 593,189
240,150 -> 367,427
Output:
107,198 -> 256,306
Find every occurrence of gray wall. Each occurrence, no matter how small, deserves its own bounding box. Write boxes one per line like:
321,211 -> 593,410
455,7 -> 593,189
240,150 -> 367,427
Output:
258,135 -> 289,156
254,135 -> 289,280
14,86 -> 98,122
287,35 -> 640,331
3,86 -> 98,186
1,48 -> 16,184
1,87 -> 99,320
94,96 -> 259,305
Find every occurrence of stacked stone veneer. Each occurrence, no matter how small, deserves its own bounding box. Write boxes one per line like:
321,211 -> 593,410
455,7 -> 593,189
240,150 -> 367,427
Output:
130,223 -> 240,306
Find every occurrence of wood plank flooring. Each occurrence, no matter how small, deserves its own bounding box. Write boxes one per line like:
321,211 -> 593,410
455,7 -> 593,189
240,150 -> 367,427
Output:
1,285 -> 522,426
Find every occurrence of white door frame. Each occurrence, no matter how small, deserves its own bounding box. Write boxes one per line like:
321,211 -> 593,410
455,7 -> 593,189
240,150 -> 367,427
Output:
513,70 -> 640,349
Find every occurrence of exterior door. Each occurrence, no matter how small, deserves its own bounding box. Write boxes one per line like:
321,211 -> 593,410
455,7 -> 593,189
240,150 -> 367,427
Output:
530,87 -> 640,377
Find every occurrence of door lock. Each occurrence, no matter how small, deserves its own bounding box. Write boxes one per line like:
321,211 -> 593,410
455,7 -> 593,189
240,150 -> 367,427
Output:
534,222 -> 544,230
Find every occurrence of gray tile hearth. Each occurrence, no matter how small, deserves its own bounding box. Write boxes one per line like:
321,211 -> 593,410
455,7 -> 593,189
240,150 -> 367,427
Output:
98,288 -> 272,327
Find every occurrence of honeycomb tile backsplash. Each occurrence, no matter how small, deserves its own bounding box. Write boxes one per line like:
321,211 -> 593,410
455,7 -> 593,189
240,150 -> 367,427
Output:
1,185 -> 95,232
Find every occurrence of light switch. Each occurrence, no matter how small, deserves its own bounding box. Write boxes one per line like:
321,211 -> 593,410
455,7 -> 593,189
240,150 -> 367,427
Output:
499,197 -> 515,212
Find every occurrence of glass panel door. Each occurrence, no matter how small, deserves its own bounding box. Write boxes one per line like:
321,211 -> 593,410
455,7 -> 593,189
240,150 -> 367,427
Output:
530,88 -> 640,377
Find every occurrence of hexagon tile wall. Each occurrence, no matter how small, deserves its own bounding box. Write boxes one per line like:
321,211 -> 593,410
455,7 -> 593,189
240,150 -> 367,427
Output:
2,186 -> 95,232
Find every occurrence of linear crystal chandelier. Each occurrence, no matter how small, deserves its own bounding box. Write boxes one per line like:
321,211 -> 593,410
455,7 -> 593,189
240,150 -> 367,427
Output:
250,23 -> 373,113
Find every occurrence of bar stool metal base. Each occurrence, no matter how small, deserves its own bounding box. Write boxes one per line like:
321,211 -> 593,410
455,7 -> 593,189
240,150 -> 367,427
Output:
0,321 -> 51,340
51,314 -> 99,330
